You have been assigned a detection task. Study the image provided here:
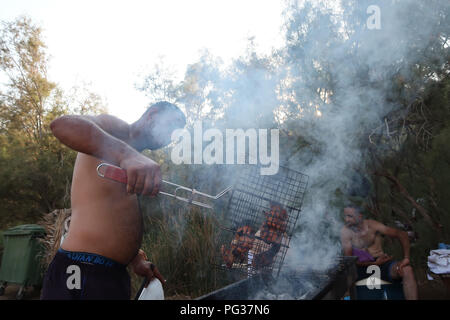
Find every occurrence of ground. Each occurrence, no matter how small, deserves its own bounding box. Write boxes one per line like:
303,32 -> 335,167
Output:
0,283 -> 41,300
0,278 -> 448,300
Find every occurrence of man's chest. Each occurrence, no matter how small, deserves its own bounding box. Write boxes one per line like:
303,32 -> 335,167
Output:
350,228 -> 377,249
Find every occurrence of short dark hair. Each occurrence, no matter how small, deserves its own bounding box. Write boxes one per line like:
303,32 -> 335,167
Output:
144,101 -> 186,127
344,203 -> 364,215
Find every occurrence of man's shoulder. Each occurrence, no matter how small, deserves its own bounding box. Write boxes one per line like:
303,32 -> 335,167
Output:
365,219 -> 389,233
88,114 -> 131,141
365,219 -> 384,227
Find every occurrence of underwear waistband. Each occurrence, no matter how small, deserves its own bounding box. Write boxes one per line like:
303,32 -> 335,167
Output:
57,248 -> 126,268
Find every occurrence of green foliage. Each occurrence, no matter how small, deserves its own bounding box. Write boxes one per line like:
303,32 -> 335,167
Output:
0,16 -> 106,229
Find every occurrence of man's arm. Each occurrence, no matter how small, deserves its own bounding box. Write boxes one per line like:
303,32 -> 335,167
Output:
50,114 -> 133,165
368,219 -> 411,270
368,220 -> 410,259
85,114 -> 130,138
129,249 -> 165,287
50,114 -> 161,196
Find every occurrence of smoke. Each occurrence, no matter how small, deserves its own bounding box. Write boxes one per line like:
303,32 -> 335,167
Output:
143,0 -> 448,297
280,0 -> 448,273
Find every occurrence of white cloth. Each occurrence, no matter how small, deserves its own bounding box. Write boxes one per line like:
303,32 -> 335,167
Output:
427,249 -> 450,275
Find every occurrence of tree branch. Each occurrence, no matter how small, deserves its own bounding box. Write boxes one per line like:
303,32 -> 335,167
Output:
374,170 -> 441,233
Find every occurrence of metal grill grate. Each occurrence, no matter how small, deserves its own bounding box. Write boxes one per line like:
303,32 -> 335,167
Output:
216,165 -> 308,278
198,256 -> 358,300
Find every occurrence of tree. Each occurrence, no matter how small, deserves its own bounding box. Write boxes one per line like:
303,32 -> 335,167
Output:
0,16 -> 107,229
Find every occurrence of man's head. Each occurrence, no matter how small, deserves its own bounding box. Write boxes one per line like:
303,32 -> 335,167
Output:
131,101 -> 186,151
343,205 -> 364,228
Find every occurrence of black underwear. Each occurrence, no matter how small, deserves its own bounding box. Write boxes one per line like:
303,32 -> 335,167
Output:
40,248 -> 130,300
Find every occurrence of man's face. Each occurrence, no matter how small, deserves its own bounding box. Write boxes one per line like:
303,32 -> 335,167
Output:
344,207 -> 362,228
135,110 -> 185,150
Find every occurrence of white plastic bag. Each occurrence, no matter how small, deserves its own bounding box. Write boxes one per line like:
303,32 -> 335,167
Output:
138,278 -> 164,300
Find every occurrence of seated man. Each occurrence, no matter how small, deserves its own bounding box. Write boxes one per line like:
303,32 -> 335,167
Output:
340,205 -> 418,300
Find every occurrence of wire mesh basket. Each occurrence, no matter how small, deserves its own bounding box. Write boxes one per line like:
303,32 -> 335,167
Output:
216,165 -> 308,278
96,162 -> 308,279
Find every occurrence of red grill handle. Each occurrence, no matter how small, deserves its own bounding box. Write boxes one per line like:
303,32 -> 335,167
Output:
97,163 -> 128,184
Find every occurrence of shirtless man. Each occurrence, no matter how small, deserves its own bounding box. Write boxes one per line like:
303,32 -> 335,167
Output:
40,101 -> 186,300
340,205 -> 418,300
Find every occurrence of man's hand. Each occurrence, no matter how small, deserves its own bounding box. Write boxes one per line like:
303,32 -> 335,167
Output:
395,258 -> 410,277
131,250 -> 165,287
375,253 -> 393,265
119,154 -> 161,196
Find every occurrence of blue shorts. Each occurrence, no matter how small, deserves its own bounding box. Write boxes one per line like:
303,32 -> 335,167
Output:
40,248 -> 130,300
356,260 -> 401,283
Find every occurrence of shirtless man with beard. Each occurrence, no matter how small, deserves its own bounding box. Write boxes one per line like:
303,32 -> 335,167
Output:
340,205 -> 418,300
41,101 -> 186,299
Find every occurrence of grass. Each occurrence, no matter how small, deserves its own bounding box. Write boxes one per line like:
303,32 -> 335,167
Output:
129,205 -> 232,299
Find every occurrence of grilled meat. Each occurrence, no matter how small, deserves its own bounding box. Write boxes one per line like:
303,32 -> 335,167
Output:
251,203 -> 288,269
221,225 -> 255,268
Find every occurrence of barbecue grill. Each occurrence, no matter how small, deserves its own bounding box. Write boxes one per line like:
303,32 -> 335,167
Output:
197,256 -> 358,300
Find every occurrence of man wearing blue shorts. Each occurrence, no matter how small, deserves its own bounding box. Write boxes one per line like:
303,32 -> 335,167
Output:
340,205 -> 418,300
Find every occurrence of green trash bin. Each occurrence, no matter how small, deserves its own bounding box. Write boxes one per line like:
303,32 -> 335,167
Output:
0,224 -> 46,299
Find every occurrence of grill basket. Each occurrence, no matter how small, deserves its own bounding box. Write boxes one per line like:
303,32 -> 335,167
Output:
216,165 -> 308,278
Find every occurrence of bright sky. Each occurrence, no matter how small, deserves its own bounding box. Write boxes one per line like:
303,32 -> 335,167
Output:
0,0 -> 285,123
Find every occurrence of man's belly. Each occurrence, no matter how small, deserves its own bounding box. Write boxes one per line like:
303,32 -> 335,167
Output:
61,207 -> 143,265
367,245 -> 384,258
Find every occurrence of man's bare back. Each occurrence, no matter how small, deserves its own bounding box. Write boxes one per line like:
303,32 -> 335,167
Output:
62,153 -> 142,265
